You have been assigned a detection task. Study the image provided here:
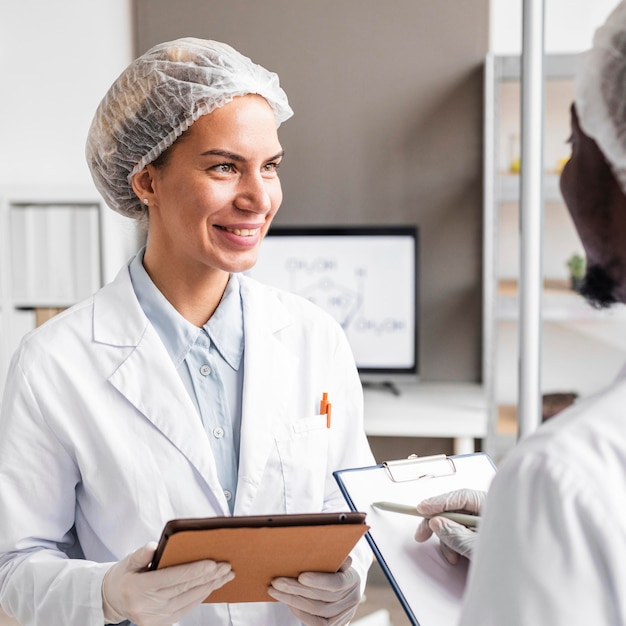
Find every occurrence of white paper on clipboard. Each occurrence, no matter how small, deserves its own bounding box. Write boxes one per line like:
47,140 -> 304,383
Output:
334,453 -> 496,626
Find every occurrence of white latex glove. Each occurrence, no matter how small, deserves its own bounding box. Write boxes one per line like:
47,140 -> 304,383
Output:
414,488 -> 486,564
268,557 -> 361,626
102,542 -> 234,626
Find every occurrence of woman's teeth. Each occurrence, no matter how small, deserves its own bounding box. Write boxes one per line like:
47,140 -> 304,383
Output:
224,227 -> 258,236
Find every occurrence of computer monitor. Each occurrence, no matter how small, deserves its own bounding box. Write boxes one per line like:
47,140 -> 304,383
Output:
245,225 -> 419,389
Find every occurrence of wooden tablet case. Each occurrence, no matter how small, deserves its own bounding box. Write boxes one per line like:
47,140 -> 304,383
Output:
151,512 -> 369,603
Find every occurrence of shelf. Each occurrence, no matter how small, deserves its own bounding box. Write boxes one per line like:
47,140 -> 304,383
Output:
34,308 -> 66,327
0,187 -> 106,402
483,53 -> 624,461
496,404 -> 517,435
495,279 -> 626,322
495,173 -> 564,203
494,53 -> 584,81
497,392 -> 578,436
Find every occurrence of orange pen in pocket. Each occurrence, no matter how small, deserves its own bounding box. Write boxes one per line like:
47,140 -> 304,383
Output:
320,392 -> 332,428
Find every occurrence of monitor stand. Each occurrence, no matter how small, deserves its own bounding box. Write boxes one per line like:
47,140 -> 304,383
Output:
362,381 -> 401,396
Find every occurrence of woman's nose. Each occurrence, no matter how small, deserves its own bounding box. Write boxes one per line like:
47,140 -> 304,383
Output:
235,172 -> 275,214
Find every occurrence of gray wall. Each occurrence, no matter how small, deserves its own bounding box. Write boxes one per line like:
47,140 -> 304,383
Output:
135,0 -> 488,382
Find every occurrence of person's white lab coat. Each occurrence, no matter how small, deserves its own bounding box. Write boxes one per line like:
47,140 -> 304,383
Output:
460,366 -> 626,625
0,609 -> 19,626
0,259 -> 375,626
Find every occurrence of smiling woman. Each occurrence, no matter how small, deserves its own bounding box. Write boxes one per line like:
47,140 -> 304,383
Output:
133,95 -> 285,321
0,37 -> 376,626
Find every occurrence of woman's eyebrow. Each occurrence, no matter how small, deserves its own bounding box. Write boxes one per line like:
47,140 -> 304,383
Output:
267,150 -> 285,162
200,149 -> 285,162
200,149 -> 244,161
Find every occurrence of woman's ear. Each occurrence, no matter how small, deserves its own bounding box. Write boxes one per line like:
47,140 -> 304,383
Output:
131,166 -> 157,207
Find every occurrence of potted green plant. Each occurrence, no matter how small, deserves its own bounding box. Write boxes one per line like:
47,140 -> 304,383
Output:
567,253 -> 586,292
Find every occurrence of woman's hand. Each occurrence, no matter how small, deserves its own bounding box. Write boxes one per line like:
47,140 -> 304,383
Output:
102,542 -> 234,626
268,557 -> 361,626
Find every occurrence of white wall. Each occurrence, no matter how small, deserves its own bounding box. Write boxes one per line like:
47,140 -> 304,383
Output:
0,1 -> 133,188
0,0 -> 138,283
490,0 -> 620,54
0,0 -> 138,398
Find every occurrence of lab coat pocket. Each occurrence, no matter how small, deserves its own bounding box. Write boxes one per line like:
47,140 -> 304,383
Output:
274,414 -> 330,512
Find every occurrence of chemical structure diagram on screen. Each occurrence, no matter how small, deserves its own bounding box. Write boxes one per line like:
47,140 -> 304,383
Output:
283,255 -> 407,336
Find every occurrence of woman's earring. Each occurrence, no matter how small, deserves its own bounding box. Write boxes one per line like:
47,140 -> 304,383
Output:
143,198 -> 149,206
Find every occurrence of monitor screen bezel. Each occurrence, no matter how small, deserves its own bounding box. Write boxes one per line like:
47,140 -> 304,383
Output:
257,224 -> 419,385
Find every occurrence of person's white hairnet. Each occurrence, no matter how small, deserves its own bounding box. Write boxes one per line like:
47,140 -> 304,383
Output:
86,38 -> 293,220
576,0 -> 626,194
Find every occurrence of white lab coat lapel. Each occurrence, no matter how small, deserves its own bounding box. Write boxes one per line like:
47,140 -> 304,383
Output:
93,266 -> 227,510
235,277 -> 298,514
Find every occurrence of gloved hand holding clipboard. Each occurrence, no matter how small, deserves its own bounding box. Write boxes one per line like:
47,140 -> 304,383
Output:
334,452 -> 496,626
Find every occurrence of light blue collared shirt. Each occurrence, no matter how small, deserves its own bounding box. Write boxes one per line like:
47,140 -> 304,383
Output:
129,251 -> 244,513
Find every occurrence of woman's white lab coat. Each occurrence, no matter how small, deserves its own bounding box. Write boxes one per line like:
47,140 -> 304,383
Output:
0,259 -> 375,626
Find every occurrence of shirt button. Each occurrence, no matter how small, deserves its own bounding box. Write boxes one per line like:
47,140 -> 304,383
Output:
213,427 -> 225,439
200,364 -> 211,376
224,490 -> 233,501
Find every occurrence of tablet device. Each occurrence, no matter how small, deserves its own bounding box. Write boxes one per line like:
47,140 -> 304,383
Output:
150,511 -> 369,603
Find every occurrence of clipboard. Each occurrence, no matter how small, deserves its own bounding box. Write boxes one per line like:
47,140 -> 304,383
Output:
150,511 -> 369,603
334,452 -> 496,626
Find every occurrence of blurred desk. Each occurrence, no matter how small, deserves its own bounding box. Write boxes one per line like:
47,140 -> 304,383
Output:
363,382 -> 487,455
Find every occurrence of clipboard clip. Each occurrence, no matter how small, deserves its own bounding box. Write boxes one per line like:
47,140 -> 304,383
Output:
382,454 -> 457,482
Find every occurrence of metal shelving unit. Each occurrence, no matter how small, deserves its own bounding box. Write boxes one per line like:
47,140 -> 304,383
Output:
483,53 -> 626,462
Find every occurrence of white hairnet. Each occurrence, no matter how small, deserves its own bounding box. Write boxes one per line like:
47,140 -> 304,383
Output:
576,1 -> 626,194
86,38 -> 293,219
